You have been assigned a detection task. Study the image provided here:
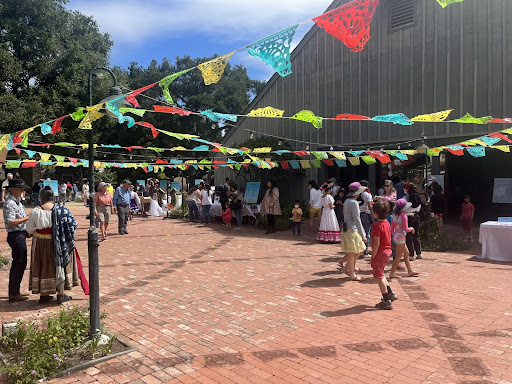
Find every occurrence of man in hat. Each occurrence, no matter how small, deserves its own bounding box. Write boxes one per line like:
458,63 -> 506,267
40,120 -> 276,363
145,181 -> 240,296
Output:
3,179 -> 30,302
1,172 -> 14,203
113,179 -> 132,235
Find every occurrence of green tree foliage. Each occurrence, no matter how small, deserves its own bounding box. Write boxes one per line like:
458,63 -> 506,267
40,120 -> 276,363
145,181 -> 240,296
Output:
0,0 -> 113,145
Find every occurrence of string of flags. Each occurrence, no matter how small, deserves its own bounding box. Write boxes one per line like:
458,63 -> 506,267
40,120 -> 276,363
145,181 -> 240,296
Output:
7,127 -> 512,173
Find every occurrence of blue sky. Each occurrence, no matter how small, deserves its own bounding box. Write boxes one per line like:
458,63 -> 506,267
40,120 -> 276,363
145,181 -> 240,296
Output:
66,0 -> 334,81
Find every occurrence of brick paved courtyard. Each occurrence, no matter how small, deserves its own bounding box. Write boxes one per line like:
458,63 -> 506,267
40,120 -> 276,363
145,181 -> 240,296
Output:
1,203 -> 512,384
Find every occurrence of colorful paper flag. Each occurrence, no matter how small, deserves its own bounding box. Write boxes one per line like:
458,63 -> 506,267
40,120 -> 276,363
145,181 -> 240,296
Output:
198,52 -> 235,85
451,113 -> 493,125
159,69 -> 191,104
313,0 -> 379,52
411,110 -> 453,122
247,26 -> 298,77
125,82 -> 158,108
372,113 -> 413,125
291,110 -> 323,128
436,0 -> 464,8
247,107 -> 285,117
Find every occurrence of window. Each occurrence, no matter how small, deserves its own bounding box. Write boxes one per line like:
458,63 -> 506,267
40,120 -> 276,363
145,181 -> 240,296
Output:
390,0 -> 415,31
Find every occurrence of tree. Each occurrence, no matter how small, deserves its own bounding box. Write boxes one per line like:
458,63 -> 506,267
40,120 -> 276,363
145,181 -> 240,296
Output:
0,0 -> 113,145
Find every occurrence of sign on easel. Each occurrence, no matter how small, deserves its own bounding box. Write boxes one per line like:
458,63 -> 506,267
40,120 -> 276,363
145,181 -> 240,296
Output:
244,182 -> 261,203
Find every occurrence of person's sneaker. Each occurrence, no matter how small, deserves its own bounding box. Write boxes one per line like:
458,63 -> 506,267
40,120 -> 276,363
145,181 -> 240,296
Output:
123,230 -> 129,234
388,292 -> 398,302
416,254 -> 423,259
409,255 -> 416,261
375,299 -> 393,310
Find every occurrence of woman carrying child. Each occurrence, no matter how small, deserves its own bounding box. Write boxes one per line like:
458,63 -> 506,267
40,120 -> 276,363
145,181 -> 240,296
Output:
316,183 -> 341,243
389,199 -> 420,279
340,182 -> 367,281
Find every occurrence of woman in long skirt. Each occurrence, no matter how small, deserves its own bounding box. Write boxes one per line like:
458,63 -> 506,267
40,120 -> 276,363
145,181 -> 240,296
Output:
317,183 -> 341,243
27,187 -> 80,304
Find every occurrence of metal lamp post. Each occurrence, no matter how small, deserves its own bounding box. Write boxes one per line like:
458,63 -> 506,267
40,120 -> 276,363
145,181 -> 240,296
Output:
416,133 -> 430,196
87,67 -> 125,337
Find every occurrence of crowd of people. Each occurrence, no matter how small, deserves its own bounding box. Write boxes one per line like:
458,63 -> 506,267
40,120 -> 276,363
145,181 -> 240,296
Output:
2,171 -> 476,308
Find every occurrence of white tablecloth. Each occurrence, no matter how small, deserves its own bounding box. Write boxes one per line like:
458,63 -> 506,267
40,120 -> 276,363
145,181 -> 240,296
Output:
479,221 -> 512,261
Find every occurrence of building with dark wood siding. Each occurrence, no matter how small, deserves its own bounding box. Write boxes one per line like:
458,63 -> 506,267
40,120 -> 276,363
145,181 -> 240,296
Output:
217,0 -> 512,220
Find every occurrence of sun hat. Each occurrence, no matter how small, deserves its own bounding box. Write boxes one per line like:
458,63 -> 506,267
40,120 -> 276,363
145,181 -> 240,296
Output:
4,179 -> 30,189
395,198 -> 412,212
346,182 -> 367,197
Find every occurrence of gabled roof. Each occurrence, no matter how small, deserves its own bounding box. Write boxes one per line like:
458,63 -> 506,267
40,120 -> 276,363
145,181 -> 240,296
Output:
222,0 -> 346,144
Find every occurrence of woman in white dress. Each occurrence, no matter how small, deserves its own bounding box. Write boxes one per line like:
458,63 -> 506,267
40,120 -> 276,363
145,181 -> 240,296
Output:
210,192 -> 223,219
316,183 -> 341,243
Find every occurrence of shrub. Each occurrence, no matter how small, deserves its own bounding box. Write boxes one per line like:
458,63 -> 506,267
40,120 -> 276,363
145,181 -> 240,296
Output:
0,254 -> 11,268
419,220 -> 470,252
0,307 -> 110,384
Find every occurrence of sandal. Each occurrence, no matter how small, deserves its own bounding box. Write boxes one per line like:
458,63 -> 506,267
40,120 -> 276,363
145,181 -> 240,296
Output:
389,275 -> 401,279
408,272 -> 420,277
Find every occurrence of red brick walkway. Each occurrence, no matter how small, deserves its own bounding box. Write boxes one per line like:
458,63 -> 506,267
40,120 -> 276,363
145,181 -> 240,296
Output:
1,203 -> 512,384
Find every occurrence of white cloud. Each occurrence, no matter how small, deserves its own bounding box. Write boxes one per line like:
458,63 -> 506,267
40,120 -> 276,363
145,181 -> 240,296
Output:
67,0 -> 333,46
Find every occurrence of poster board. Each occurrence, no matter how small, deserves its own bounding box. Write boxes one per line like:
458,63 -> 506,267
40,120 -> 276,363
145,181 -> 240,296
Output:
170,182 -> 181,192
244,182 -> 261,204
429,175 -> 445,192
137,180 -> 146,187
159,180 -> 168,191
493,178 -> 512,204
43,180 -> 59,194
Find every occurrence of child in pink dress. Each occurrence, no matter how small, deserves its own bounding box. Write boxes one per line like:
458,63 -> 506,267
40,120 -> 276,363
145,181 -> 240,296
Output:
221,202 -> 233,230
389,199 -> 419,279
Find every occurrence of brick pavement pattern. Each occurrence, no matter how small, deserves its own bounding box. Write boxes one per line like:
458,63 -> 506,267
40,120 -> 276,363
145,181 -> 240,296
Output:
1,203 -> 512,384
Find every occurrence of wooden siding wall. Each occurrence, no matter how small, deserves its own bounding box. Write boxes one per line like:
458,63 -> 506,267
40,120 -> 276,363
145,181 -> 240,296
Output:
223,0 -> 512,150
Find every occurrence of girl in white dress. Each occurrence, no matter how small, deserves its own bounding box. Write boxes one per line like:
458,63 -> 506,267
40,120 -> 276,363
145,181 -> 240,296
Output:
317,183 -> 341,243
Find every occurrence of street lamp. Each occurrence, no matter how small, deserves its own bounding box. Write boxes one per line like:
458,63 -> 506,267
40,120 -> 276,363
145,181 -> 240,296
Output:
415,133 -> 430,199
87,67 -> 127,338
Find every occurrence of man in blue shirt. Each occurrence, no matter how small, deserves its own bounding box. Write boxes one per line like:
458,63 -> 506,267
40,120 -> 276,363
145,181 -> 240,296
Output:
113,180 -> 132,235
395,174 -> 407,200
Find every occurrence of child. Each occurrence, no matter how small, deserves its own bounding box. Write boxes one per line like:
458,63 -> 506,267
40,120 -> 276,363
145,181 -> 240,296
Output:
371,201 -> 398,309
221,202 -> 232,230
291,200 -> 303,236
461,195 -> 475,242
340,182 -> 368,281
334,188 -> 346,227
389,199 -> 420,279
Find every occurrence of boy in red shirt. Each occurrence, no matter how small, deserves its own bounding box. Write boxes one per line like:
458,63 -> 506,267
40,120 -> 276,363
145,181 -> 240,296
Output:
461,195 -> 475,242
371,201 -> 398,310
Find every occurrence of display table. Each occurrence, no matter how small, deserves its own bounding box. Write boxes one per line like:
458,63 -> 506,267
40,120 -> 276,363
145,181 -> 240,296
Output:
479,221 -> 512,261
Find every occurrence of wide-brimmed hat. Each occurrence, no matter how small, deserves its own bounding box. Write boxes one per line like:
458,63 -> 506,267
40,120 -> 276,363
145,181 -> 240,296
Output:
395,198 -> 412,212
4,179 -> 30,189
346,182 -> 366,197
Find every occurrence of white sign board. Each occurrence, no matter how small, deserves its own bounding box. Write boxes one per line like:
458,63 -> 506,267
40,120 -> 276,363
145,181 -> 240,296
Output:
493,178 -> 512,204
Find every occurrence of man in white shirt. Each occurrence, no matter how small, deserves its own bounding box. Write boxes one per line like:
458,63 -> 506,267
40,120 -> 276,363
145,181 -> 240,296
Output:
58,181 -> 67,205
359,180 -> 374,255
1,173 -> 14,203
308,180 -> 323,235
